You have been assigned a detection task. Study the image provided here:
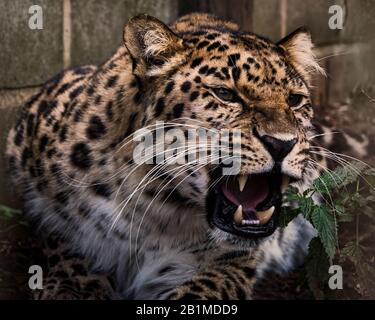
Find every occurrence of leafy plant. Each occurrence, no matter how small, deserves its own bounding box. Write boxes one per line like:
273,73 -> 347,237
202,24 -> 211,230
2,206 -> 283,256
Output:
281,162 -> 375,298
0,204 -> 21,220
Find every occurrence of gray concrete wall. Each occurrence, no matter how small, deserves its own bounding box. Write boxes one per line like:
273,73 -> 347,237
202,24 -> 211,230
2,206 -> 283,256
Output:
0,0 -> 178,207
1,0 -> 374,208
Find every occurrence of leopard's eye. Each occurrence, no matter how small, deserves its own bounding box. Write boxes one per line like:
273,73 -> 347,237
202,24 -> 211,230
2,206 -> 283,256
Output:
287,93 -> 303,108
212,87 -> 236,102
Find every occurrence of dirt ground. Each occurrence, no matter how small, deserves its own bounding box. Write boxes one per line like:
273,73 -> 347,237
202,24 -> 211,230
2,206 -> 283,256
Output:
0,210 -> 45,299
1,207 -> 373,300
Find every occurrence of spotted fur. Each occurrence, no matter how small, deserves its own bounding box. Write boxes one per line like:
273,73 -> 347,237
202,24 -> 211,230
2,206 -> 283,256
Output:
6,13 -> 360,300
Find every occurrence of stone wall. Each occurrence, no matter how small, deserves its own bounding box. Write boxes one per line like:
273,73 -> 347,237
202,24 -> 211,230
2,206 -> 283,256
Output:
1,0 -> 374,208
0,0 -> 178,207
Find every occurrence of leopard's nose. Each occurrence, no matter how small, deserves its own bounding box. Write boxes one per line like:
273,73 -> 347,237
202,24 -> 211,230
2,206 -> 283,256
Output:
254,128 -> 297,161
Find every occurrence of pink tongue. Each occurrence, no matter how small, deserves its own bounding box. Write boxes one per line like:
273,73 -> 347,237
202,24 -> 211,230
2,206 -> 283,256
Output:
221,175 -> 269,212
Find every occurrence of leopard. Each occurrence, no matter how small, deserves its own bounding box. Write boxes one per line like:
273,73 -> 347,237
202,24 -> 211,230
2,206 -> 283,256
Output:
5,13 -> 369,300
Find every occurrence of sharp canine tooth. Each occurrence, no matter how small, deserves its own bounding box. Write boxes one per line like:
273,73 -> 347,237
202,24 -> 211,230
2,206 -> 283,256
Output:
238,175 -> 248,192
234,205 -> 243,225
256,206 -> 275,225
281,176 -> 290,192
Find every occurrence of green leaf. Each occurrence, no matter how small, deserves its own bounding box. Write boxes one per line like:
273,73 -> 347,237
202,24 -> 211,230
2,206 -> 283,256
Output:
312,162 -> 367,194
279,161 -> 375,296
310,205 -> 337,261
339,241 -> 360,264
280,207 -> 300,228
334,204 -> 353,222
283,186 -> 300,202
299,197 -> 315,219
305,237 -> 330,299
0,204 -> 21,219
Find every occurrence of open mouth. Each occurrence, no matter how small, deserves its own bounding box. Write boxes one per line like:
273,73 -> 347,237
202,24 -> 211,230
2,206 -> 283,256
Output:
207,172 -> 292,238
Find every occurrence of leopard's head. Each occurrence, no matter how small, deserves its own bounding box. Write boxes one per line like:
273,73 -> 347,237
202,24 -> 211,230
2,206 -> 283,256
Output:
124,14 -> 324,244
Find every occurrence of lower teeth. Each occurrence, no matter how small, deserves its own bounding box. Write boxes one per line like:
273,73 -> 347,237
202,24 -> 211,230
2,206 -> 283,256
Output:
241,219 -> 260,225
233,205 -> 275,226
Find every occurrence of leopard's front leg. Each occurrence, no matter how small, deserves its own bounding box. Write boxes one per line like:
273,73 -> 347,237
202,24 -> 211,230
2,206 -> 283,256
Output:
168,256 -> 258,300
33,237 -> 115,300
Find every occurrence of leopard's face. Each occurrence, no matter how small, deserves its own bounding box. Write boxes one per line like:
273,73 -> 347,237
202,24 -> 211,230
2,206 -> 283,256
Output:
125,15 -> 323,244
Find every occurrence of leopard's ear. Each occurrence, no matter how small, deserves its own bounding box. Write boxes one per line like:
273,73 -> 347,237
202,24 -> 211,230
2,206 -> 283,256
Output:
124,14 -> 184,72
278,27 -> 325,81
